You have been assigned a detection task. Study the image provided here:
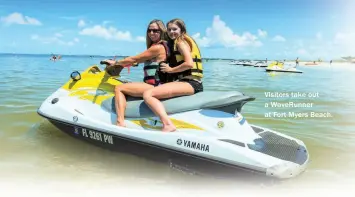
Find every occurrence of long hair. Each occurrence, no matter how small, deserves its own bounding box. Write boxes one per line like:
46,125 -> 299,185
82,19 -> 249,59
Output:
167,18 -> 196,51
166,18 -> 200,51
146,19 -> 168,49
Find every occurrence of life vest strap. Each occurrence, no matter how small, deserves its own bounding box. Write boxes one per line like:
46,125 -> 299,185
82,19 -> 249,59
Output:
173,50 -> 181,55
191,68 -> 203,73
175,58 -> 201,66
193,57 -> 202,63
143,65 -> 159,69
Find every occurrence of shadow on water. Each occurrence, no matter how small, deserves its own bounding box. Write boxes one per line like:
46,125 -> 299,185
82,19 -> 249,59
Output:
26,119 -> 288,187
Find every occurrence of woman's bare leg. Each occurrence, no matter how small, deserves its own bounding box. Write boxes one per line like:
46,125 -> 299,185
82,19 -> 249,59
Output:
114,82 -> 154,126
143,82 -> 194,132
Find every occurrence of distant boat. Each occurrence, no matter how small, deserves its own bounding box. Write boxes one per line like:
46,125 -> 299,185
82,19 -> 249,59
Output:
305,62 -> 318,66
341,56 -> 355,62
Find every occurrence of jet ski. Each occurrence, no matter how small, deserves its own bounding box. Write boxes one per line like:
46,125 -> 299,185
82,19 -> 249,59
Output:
242,60 -> 254,66
37,63 -> 309,179
229,60 -> 244,65
254,61 -> 267,67
305,62 -> 318,66
229,60 -> 238,65
265,61 -> 303,73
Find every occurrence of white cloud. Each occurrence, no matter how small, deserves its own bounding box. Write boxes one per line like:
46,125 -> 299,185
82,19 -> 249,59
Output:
258,29 -> 267,38
136,36 -> 145,42
31,33 -> 78,46
332,32 -> 355,56
272,35 -> 286,42
287,32 -> 355,60
78,19 -> 85,27
79,25 -> 133,41
192,33 -> 210,47
1,12 -> 42,25
334,32 -> 355,45
192,15 -> 262,48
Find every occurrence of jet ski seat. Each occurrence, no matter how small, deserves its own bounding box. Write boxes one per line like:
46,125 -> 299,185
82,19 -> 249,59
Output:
101,91 -> 255,118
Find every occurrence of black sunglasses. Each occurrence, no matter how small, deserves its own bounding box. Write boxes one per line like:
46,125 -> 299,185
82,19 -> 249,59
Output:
147,29 -> 161,33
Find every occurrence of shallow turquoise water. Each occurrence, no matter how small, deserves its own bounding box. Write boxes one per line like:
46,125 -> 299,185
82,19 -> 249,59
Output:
1,54 -> 354,191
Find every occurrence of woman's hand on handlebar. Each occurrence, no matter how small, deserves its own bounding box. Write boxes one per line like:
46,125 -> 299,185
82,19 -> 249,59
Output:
101,59 -> 117,66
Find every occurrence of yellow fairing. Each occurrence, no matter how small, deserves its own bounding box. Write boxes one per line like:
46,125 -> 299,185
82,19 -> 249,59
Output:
61,65 -> 122,105
173,35 -> 203,78
267,61 -> 284,69
61,66 -> 203,131
131,118 -> 204,131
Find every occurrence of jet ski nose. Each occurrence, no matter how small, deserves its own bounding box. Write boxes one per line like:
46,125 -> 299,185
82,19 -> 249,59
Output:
266,160 -> 308,179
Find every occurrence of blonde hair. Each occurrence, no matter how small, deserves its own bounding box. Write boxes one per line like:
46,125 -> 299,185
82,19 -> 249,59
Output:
146,19 -> 168,49
167,18 -> 193,49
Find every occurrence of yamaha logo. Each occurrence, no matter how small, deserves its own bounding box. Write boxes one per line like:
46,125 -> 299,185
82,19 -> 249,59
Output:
73,116 -> 78,122
177,139 -> 210,152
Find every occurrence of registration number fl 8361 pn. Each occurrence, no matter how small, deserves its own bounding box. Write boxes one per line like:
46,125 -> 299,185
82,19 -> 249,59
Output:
75,127 -> 114,145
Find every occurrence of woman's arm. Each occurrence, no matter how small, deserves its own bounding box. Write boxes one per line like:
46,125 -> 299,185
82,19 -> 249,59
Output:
169,40 -> 194,73
115,45 -> 163,66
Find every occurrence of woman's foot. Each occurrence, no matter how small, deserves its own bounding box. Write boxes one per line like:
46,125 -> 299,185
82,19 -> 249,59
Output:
162,124 -> 176,132
116,119 -> 126,127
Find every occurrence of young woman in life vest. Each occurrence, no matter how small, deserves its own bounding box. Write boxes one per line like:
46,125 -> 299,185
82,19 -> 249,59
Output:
101,19 -> 169,127
143,18 -> 204,132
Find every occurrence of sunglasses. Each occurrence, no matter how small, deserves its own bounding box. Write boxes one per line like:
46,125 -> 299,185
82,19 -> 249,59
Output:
147,29 -> 161,33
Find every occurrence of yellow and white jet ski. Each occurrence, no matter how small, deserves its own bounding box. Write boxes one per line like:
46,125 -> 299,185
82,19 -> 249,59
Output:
266,61 -> 303,73
37,63 -> 309,179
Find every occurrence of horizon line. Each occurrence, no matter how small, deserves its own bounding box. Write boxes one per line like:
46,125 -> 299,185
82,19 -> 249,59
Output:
0,52 -> 347,61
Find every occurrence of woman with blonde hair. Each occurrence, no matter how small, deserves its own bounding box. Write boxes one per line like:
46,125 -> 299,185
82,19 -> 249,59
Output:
101,19 -> 170,127
143,18 -> 204,132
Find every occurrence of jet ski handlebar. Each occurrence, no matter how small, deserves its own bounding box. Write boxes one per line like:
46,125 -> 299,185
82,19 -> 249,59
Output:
99,60 -> 124,77
99,60 -> 111,65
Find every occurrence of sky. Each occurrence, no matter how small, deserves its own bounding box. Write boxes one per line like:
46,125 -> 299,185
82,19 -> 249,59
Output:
0,0 -> 354,60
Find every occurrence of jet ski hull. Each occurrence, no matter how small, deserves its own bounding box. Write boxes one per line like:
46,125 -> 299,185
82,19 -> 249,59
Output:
38,109 -> 308,179
38,112 -> 268,175
37,65 -> 309,179
266,68 -> 303,73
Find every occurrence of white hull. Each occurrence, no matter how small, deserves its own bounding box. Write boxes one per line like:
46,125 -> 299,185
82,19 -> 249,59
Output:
266,66 -> 303,73
37,66 -> 309,179
38,88 -> 309,179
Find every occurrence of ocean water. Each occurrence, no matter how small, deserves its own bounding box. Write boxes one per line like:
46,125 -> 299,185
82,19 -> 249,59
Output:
1,54 -> 355,195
